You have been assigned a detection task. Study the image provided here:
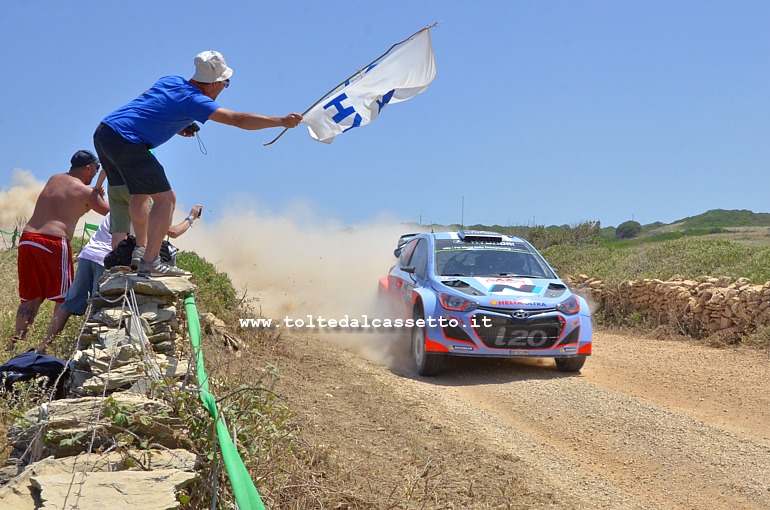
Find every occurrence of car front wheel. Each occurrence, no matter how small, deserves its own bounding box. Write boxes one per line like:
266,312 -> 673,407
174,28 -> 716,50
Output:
554,355 -> 586,372
411,309 -> 444,376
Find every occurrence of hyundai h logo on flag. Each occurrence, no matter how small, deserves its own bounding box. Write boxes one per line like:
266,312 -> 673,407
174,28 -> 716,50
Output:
302,27 -> 437,144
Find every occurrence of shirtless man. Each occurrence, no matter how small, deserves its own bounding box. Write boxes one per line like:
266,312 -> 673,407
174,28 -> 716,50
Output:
9,150 -> 109,352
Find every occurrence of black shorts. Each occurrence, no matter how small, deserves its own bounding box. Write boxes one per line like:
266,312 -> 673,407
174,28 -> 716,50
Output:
93,122 -> 171,195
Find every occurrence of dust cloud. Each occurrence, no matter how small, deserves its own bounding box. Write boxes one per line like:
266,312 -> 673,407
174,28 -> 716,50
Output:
0,170 -> 43,233
179,202 -> 424,371
0,168 -> 422,370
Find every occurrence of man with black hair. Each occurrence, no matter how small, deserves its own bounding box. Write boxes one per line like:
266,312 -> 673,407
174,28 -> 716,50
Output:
9,150 -> 109,352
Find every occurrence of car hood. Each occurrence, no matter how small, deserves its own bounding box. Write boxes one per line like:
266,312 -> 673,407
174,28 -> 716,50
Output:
435,276 -> 570,304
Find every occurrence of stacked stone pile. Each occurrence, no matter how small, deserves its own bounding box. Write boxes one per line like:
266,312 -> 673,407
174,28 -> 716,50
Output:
0,268 -> 200,509
71,267 -> 192,395
565,273 -> 770,338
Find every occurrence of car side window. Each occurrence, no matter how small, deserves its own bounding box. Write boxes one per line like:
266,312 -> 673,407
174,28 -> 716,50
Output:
399,239 -> 419,267
410,239 -> 429,279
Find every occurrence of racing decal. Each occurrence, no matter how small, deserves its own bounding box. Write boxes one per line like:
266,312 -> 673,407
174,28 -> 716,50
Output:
509,349 -> 530,355
450,345 -> 475,352
444,313 -> 466,325
492,328 -> 550,348
490,283 -> 540,293
484,278 -> 532,283
389,275 -> 412,307
484,278 -> 544,295
490,299 -> 547,307
559,347 -> 578,354
439,241 -> 528,250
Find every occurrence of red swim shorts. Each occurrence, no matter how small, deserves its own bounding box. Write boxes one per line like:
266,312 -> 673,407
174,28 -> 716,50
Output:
17,232 -> 74,303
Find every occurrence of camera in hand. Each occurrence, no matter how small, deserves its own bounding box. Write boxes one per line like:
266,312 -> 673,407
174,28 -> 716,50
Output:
182,122 -> 200,136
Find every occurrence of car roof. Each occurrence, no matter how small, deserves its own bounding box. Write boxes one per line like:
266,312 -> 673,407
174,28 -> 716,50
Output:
426,230 -> 527,244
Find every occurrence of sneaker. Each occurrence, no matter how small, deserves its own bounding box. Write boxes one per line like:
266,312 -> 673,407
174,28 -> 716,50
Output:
137,256 -> 190,277
131,246 -> 146,270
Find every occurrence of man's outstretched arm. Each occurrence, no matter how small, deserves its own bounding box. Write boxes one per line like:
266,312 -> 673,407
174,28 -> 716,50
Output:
209,108 -> 302,131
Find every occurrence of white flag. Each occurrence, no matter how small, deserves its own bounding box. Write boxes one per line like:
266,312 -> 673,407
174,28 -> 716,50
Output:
302,29 -> 437,144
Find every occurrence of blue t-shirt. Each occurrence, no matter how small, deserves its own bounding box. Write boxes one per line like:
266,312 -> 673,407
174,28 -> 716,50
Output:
102,75 -> 220,148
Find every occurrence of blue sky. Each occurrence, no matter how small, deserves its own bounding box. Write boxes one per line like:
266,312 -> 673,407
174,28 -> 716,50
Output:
1,1 -> 768,229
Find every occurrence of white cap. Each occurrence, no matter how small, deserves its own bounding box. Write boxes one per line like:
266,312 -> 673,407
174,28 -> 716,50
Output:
191,50 -> 233,83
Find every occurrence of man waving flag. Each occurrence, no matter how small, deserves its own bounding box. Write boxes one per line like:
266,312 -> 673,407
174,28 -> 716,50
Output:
265,25 -> 437,146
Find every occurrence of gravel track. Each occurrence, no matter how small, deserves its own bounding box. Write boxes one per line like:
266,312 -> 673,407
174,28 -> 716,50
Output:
275,330 -> 770,509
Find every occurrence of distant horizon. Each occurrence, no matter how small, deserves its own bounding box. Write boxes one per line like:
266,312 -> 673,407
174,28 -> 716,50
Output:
2,166 -> 768,235
396,207 -> 770,230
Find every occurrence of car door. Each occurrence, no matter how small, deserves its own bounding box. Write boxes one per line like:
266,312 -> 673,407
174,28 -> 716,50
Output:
389,238 -> 423,313
400,238 -> 430,311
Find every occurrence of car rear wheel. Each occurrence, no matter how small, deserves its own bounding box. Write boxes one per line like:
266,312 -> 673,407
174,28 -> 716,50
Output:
554,355 -> 586,372
411,309 -> 444,376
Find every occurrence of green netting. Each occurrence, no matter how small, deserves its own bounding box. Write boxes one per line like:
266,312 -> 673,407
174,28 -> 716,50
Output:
184,294 -> 266,510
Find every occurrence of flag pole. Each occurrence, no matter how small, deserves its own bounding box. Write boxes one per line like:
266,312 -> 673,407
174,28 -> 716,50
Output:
263,22 -> 439,147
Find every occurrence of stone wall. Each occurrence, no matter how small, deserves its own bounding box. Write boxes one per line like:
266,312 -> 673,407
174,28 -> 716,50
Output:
1,268 -> 200,509
565,273 -> 770,338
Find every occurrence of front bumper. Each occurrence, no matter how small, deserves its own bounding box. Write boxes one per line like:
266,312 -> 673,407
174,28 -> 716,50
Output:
424,306 -> 592,358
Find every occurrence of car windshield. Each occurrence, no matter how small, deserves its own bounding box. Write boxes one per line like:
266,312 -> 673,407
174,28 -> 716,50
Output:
434,242 -> 554,278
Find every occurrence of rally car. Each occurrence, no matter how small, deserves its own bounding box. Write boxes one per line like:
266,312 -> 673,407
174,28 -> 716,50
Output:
378,230 -> 592,376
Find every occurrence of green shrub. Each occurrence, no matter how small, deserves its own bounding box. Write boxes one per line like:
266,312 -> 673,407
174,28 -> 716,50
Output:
544,237 -> 770,284
616,220 -> 642,239
176,251 -> 238,320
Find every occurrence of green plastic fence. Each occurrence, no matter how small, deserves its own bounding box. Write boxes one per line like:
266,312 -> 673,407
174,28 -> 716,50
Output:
184,294 -> 266,510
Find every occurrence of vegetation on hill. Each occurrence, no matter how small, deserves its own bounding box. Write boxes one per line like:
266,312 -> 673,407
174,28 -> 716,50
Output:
674,209 -> 770,228
412,209 -> 770,247
541,237 -> 770,284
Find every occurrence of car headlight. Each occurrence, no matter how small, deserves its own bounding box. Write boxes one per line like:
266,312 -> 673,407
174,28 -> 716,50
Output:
438,292 -> 478,312
556,295 -> 580,315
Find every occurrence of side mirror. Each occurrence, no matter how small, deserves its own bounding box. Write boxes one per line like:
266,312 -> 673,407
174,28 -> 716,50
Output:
402,266 -> 415,274
394,248 -> 402,258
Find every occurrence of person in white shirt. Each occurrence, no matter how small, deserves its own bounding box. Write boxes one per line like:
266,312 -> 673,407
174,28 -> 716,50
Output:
38,204 -> 202,353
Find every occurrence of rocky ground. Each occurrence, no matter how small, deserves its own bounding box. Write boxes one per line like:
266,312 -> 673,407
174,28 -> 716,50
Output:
270,329 -> 770,509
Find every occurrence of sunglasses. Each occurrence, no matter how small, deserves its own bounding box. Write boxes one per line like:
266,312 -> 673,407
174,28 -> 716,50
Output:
222,78 -> 230,89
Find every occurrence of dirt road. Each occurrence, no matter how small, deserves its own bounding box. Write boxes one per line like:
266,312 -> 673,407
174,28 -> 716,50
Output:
274,330 -> 770,509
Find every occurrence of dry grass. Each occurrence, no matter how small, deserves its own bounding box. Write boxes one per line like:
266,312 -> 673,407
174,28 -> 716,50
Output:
0,248 -> 81,357
711,227 -> 770,247
0,248 -> 338,507
0,249 -> 19,346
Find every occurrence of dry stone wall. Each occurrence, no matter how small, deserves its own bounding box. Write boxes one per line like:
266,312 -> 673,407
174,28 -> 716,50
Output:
565,273 -> 770,338
1,268 -> 199,509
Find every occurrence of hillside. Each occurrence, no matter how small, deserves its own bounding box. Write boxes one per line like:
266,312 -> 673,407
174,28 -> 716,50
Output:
670,209 -> 770,228
393,209 -> 770,248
